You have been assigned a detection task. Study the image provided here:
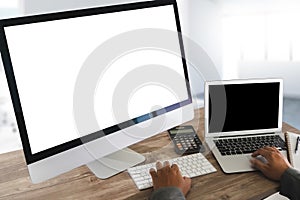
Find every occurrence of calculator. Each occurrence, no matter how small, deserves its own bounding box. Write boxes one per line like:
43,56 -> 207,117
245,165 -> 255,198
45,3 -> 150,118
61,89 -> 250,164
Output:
167,125 -> 205,155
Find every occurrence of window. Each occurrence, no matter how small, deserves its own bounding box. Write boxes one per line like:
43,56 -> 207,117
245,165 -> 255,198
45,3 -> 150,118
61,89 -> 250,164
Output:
222,8 -> 300,79
223,12 -> 300,62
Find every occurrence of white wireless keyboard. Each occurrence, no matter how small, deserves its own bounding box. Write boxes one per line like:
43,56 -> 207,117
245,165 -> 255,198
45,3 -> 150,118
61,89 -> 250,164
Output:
127,153 -> 217,190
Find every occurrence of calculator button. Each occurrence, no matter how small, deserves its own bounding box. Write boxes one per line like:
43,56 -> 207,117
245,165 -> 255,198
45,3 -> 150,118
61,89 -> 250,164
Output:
176,143 -> 183,150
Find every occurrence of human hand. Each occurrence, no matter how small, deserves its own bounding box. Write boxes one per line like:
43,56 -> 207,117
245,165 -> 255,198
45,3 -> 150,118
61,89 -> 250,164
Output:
251,146 -> 291,181
149,161 -> 191,196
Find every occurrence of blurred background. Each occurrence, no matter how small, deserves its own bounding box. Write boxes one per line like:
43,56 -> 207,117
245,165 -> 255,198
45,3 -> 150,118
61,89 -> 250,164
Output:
0,0 -> 299,154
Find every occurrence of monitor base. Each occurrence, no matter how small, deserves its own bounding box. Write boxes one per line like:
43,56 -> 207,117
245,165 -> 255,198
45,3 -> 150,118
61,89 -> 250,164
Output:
86,148 -> 145,179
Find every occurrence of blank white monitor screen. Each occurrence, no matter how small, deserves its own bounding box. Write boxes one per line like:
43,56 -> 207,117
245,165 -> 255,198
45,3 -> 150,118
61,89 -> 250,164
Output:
2,2 -> 189,155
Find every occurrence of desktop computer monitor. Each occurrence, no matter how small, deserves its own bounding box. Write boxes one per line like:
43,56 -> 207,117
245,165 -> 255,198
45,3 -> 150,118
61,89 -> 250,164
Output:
0,0 -> 193,183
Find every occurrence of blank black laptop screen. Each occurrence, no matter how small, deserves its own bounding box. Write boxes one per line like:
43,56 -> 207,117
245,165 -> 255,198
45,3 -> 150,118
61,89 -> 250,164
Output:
208,82 -> 280,133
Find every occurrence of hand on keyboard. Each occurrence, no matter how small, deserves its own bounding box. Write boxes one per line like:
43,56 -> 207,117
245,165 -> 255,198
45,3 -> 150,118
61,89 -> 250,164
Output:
149,161 -> 191,196
128,153 -> 217,190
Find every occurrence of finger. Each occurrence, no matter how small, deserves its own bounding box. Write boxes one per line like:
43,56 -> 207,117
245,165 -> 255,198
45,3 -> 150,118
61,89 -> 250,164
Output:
252,148 -> 266,157
250,158 -> 268,172
149,168 -> 157,178
182,177 -> 192,196
156,161 -> 163,170
149,168 -> 158,189
265,146 -> 280,153
252,146 -> 271,156
252,147 -> 272,159
149,167 -> 156,174
171,164 -> 180,174
163,160 -> 170,168
183,177 -> 192,189
252,149 -> 260,157
183,176 -> 192,183
272,146 -> 279,151
252,149 -> 259,157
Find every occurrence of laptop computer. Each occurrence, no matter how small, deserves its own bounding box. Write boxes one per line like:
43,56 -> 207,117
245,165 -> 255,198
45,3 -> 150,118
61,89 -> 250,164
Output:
204,78 -> 287,173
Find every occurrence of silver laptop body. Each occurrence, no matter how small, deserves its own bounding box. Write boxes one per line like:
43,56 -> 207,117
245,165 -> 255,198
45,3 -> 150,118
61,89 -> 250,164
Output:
204,78 -> 287,173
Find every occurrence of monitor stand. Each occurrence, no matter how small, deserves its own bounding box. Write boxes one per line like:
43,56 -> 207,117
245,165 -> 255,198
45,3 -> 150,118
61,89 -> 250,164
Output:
86,148 -> 145,179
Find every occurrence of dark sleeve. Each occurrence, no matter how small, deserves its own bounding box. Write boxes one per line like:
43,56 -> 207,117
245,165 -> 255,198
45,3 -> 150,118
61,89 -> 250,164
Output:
280,167 -> 300,200
149,187 -> 185,200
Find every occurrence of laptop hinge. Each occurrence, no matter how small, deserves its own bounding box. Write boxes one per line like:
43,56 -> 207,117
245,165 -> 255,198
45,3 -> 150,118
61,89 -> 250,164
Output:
215,132 -> 276,138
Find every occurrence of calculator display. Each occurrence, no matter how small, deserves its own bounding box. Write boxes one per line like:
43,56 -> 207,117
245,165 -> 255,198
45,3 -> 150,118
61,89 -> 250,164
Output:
169,129 -> 194,134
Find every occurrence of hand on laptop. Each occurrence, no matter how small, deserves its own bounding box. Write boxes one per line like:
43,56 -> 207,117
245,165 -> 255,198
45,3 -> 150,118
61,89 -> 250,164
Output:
149,161 -> 191,196
251,146 -> 291,180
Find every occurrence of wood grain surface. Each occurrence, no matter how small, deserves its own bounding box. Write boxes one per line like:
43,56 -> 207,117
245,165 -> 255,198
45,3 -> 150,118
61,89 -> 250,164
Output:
0,108 -> 299,200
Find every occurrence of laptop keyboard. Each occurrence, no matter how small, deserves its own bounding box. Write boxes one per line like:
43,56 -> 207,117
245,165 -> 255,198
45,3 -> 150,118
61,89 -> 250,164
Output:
214,135 -> 286,156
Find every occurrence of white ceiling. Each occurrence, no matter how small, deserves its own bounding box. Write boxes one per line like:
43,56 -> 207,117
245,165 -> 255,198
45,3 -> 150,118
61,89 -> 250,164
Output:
219,0 -> 300,15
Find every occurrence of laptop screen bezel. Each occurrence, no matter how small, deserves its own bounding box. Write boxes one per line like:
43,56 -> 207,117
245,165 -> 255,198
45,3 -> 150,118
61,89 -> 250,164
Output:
204,78 -> 283,138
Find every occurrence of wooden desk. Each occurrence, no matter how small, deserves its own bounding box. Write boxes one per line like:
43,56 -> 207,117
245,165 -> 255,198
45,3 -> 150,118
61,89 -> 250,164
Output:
0,108 -> 299,200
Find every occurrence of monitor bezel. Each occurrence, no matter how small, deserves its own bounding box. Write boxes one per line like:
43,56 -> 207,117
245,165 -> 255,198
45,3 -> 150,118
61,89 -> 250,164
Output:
204,78 -> 283,138
0,0 -> 192,165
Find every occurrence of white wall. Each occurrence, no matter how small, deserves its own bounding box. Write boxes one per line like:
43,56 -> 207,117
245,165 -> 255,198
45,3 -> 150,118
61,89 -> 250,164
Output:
22,0 -> 148,14
222,0 -> 300,98
239,62 -> 300,98
222,0 -> 300,15
0,1 -> 21,19
184,0 -> 223,100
